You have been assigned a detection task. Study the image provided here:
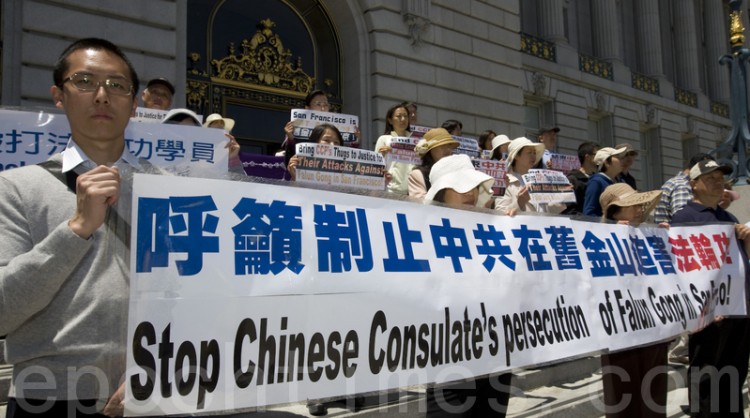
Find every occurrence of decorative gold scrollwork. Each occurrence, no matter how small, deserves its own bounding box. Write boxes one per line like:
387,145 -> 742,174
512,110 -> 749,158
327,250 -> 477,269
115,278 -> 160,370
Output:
210,18 -> 315,94
730,10 -> 745,50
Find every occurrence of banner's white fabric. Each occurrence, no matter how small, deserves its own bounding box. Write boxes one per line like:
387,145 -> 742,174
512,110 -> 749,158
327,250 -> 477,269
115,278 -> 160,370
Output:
0,109 -> 227,176
125,174 -> 746,416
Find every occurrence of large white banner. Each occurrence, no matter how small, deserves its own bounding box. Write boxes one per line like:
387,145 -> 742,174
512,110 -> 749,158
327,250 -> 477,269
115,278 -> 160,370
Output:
125,174 -> 745,416
0,109 -> 228,176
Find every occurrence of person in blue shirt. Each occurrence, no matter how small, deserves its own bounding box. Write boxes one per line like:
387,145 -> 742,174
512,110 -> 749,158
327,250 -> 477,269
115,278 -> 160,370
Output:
582,146 -> 627,217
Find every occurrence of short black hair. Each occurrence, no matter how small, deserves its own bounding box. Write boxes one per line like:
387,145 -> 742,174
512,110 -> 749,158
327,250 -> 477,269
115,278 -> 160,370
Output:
441,119 -> 463,135
577,141 -> 599,164
309,123 -> 343,146
53,38 -> 139,95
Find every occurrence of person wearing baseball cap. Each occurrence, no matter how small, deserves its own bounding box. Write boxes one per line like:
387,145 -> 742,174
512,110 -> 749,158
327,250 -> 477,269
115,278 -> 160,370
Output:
654,152 -> 715,225
582,146 -> 628,217
534,125 -> 560,168
141,77 -> 174,110
672,158 -> 750,416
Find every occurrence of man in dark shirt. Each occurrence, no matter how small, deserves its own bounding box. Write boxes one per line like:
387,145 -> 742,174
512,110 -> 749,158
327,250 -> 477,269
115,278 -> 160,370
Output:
614,143 -> 638,190
563,141 -> 599,215
673,160 -> 750,417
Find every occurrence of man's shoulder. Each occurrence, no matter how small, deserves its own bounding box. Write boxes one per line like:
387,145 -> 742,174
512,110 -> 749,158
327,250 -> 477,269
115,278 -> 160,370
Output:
0,154 -> 64,190
662,173 -> 688,188
1,159 -> 57,181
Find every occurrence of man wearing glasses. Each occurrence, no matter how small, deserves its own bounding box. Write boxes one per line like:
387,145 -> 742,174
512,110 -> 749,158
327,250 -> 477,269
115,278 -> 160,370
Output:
0,38 -> 143,417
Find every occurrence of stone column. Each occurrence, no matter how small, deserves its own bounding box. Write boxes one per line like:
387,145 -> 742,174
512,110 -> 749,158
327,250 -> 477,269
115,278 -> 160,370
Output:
537,0 -> 566,43
633,0 -> 664,76
672,0 -> 701,91
591,0 -> 622,60
704,0 -> 731,102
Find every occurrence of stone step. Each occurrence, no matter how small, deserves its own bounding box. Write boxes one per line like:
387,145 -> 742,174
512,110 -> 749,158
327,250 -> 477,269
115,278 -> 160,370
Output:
511,356 -> 600,393
0,365 -> 9,405
0,339 -> 7,405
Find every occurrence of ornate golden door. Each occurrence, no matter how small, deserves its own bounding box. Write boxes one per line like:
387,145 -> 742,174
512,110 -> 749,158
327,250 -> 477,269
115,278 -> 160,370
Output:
187,0 -> 342,154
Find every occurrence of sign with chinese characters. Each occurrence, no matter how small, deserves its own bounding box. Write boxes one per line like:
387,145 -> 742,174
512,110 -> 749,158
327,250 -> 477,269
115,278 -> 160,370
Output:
522,169 -> 576,204
289,109 -> 359,146
0,109 -> 228,177
472,158 -> 508,196
294,142 -> 385,190
126,174 -> 745,415
386,136 -> 421,165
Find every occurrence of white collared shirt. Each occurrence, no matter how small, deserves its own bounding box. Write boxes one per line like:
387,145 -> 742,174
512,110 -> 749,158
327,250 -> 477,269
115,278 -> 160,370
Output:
61,139 -> 142,173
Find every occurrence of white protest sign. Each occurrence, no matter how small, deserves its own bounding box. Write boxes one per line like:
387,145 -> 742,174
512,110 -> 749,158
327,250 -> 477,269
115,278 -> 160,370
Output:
0,108 -> 228,177
386,136 -> 421,165
131,107 -> 170,123
452,135 -> 480,158
125,173 -> 745,416
548,152 -> 581,173
294,142 -> 385,190
472,158 -> 508,196
522,169 -> 576,204
289,109 -> 359,146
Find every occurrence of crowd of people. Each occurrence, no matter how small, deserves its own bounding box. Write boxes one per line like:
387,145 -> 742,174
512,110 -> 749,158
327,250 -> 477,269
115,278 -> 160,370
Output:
306,98 -> 750,417
1,36 -> 750,418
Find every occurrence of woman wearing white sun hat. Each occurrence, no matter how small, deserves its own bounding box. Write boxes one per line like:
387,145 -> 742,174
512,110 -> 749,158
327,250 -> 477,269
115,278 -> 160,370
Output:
203,113 -> 235,133
494,137 -> 566,214
424,154 -> 495,208
423,153 -> 514,416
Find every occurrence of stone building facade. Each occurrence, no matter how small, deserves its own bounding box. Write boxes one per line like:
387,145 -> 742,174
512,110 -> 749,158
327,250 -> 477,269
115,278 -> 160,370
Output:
0,0 -> 740,189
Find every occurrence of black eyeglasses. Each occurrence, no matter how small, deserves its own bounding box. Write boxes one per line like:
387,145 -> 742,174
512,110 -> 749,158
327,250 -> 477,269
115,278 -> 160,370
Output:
62,73 -> 133,96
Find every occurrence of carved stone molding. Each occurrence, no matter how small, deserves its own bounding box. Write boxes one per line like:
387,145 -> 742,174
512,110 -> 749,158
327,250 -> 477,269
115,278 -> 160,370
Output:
645,104 -> 657,126
402,0 -> 431,46
531,72 -> 547,96
594,91 -> 606,112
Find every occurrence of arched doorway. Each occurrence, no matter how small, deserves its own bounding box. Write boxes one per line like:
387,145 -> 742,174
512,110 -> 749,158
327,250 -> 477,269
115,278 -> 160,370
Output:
186,0 -> 342,154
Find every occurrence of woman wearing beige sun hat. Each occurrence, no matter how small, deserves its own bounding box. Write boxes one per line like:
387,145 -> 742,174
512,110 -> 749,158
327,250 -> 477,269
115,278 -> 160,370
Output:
494,137 -> 567,214
408,128 -> 460,200
598,182 -> 669,418
599,183 -> 662,225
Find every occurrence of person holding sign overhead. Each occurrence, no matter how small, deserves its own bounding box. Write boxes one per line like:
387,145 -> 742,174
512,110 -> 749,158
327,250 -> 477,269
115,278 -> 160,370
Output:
375,103 -> 412,194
